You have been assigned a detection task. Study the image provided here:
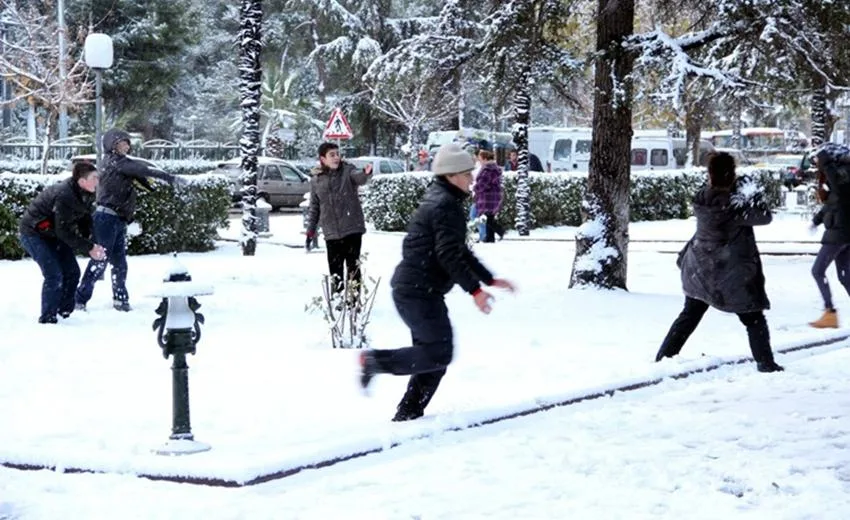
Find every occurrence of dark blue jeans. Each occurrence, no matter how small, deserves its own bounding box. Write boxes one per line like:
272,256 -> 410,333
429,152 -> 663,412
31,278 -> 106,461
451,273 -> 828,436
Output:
811,243 -> 850,310
75,212 -> 128,305
20,233 -> 81,321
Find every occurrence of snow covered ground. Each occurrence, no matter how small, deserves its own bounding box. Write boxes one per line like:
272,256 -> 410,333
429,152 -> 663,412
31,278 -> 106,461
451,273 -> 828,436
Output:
1,213 -> 848,518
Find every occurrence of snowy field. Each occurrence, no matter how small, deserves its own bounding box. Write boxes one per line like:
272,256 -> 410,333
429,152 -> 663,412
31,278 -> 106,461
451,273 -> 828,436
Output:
2,213 -> 849,518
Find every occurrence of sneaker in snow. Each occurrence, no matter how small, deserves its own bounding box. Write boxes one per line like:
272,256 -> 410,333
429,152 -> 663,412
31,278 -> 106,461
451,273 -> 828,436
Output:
74,302 -> 86,312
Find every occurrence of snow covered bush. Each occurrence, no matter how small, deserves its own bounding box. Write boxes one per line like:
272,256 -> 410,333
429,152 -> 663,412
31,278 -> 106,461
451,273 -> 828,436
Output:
129,174 -> 231,255
0,172 -> 230,259
361,168 -> 783,232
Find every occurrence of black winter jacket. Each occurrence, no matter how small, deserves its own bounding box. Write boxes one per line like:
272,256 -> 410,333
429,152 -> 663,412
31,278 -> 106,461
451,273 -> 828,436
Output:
97,128 -> 175,222
679,185 -> 771,314
18,177 -> 95,254
812,149 -> 850,244
391,178 -> 494,297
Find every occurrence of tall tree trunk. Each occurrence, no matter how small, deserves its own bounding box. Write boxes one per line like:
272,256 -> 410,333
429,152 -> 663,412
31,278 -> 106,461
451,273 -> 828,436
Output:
730,103 -> 743,149
569,0 -> 635,290
685,98 -> 705,167
450,69 -> 462,130
512,67 -> 532,236
239,0 -> 263,256
811,84 -> 828,147
40,114 -> 53,175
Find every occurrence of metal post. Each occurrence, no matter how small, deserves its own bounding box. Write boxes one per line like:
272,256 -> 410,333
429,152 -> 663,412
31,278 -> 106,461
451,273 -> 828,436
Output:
95,69 -> 102,167
57,0 -> 68,140
168,331 -> 194,440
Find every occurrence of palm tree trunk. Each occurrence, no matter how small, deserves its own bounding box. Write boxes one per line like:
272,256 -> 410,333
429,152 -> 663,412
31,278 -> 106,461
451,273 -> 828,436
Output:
239,0 -> 263,256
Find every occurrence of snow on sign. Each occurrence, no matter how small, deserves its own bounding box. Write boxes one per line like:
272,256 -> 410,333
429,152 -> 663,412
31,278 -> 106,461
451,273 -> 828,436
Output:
323,108 -> 354,140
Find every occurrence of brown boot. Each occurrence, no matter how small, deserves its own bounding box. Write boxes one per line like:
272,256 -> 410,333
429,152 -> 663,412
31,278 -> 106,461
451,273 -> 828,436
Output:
810,309 -> 839,329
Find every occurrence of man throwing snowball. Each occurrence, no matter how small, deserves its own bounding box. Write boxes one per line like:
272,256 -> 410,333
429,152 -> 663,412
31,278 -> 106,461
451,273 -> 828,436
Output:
358,143 -> 516,422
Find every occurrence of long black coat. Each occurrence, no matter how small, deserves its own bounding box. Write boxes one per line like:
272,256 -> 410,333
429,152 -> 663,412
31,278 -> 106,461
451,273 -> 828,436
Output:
18,177 -> 95,254
391,177 -> 494,297
679,185 -> 772,314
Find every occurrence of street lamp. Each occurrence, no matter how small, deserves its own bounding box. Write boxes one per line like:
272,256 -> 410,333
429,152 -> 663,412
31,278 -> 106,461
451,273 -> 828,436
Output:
84,33 -> 113,167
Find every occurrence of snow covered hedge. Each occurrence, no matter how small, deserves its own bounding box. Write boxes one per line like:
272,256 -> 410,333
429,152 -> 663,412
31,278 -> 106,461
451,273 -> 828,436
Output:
0,172 -> 231,259
0,158 -> 221,176
362,168 -> 783,232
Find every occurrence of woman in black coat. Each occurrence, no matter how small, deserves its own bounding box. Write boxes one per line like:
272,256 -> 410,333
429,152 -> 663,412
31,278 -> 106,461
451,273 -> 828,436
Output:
655,152 -> 784,373
18,163 -> 105,323
808,143 -> 850,328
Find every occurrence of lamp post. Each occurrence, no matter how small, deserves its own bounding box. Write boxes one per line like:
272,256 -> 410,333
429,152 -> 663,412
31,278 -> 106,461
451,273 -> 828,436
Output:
83,34 -> 113,168
152,255 -> 214,456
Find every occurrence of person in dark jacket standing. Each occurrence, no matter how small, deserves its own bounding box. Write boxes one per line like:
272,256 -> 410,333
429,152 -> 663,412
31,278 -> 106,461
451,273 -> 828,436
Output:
655,152 -> 784,373
808,143 -> 850,328
75,128 -> 181,312
358,143 -> 516,422
474,150 -> 504,242
19,163 -> 106,323
305,142 -> 372,295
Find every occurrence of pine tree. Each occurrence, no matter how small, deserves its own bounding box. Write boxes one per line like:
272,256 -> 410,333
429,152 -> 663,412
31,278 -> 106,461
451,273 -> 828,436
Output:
239,0 -> 262,256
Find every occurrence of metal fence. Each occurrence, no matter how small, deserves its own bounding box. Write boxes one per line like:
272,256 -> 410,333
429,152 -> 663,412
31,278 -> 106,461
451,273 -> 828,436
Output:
0,137 -> 399,163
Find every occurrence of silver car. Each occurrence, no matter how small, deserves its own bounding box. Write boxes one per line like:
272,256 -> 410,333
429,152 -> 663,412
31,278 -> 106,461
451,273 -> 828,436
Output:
214,157 -> 311,210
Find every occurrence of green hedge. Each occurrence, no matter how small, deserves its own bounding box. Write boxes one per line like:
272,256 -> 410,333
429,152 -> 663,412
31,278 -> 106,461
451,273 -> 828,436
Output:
362,168 -> 783,232
0,172 -> 231,259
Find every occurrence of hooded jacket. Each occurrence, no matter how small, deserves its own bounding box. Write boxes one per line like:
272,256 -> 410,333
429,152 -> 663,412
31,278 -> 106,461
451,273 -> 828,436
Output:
679,184 -> 771,314
96,128 -> 175,222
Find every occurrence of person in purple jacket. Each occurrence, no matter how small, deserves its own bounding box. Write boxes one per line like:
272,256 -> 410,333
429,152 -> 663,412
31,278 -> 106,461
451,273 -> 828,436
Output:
474,150 -> 504,242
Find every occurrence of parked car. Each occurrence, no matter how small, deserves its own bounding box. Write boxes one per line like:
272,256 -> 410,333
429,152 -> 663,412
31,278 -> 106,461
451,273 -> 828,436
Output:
212,156 -> 310,210
755,153 -> 812,188
348,156 -> 407,175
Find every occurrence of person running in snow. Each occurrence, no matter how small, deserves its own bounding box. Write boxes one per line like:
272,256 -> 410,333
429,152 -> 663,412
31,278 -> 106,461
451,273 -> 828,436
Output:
808,142 -> 850,328
305,142 -> 372,296
358,143 -> 516,422
474,149 -> 504,242
655,152 -> 784,373
75,129 -> 183,312
19,163 -> 105,323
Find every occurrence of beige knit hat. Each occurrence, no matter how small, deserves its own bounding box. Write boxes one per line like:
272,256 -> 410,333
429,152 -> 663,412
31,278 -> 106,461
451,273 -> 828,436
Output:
432,143 -> 475,176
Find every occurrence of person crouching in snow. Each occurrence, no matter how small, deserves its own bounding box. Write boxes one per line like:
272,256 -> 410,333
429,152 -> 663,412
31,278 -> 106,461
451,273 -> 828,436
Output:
808,143 -> 850,328
18,163 -> 106,323
358,143 -> 516,422
655,152 -> 784,373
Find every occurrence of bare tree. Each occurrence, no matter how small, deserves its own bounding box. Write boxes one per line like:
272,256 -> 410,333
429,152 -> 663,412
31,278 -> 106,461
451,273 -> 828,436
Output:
0,0 -> 91,173
370,75 -> 456,168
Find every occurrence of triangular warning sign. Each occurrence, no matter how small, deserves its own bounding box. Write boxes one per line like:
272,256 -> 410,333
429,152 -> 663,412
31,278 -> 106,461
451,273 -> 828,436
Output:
323,108 -> 354,140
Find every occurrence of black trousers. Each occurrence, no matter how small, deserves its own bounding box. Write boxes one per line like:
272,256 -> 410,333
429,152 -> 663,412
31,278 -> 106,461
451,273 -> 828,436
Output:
811,243 -> 850,310
483,213 -> 504,243
656,297 -> 775,364
372,292 -> 454,416
325,233 -> 362,293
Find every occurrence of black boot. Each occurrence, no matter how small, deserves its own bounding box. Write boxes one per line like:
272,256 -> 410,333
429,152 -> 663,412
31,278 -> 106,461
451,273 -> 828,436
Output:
392,409 -> 424,422
757,361 -> 785,373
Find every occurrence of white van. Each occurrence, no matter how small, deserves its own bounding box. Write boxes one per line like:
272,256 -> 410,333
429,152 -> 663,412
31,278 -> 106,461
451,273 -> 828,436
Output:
545,132 -> 715,172
630,137 -> 715,170
547,128 -> 593,171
